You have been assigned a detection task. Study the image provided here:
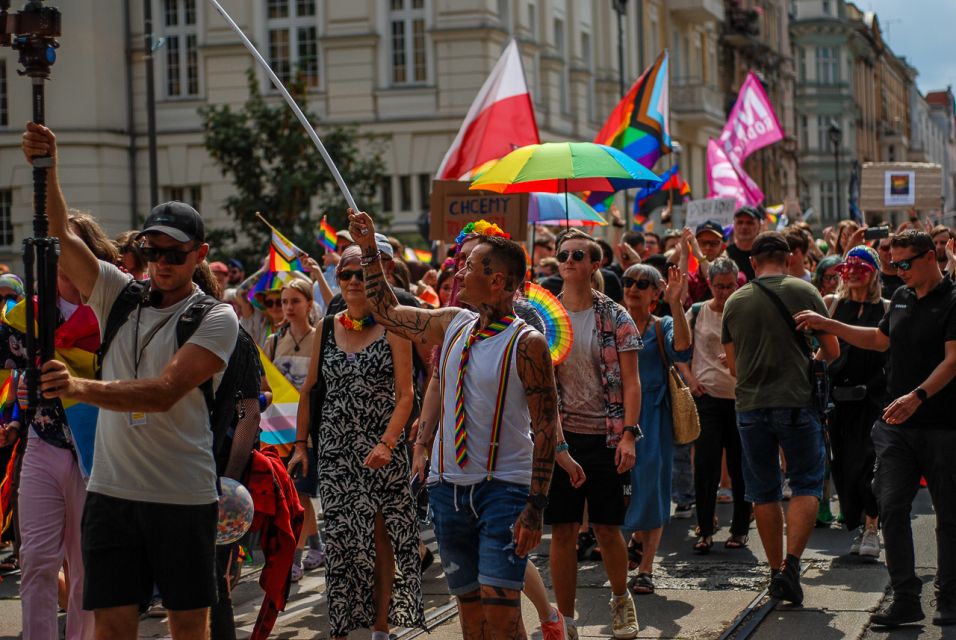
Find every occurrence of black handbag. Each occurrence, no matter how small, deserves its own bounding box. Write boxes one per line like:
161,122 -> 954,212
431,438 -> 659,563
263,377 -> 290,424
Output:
750,280 -> 832,416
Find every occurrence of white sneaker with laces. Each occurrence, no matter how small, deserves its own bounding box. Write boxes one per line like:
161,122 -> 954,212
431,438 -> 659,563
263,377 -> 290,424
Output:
859,528 -> 881,558
610,593 -> 639,639
849,529 -> 863,555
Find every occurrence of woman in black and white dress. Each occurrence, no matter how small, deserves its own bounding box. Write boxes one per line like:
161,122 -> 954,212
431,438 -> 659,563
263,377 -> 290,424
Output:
291,245 -> 423,640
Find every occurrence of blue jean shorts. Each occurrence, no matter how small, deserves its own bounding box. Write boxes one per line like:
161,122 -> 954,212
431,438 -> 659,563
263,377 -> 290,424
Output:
428,479 -> 529,595
736,408 -> 825,504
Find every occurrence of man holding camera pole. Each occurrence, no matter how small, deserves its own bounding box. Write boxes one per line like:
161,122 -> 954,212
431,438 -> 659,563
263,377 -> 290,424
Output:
796,229 -> 956,628
23,123 -> 238,640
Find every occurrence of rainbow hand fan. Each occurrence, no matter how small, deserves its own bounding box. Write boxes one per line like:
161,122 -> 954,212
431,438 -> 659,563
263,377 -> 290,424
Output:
523,282 -> 573,365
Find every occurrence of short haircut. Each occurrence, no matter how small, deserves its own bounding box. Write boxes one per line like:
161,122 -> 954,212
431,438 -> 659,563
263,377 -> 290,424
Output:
534,229 -> 557,248
477,235 -> 527,292
751,231 -> 791,266
557,228 -> 602,263
622,231 -> 646,249
783,227 -> 810,255
930,225 -> 954,240
891,229 -> 935,255
645,232 -> 662,245
708,256 -> 739,281
595,238 -> 614,266
623,263 -> 663,289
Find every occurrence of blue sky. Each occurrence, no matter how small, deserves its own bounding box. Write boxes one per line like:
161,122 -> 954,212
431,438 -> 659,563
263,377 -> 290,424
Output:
863,0 -> 956,95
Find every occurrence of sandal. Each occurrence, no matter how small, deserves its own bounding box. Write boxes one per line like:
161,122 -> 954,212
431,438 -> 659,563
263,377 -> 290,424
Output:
694,516 -> 720,537
693,536 -> 713,554
725,534 -> 749,550
0,555 -> 18,573
628,572 -> 655,595
627,537 -> 643,571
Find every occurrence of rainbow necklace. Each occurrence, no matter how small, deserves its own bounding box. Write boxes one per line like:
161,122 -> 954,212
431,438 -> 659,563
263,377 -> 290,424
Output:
339,313 -> 375,332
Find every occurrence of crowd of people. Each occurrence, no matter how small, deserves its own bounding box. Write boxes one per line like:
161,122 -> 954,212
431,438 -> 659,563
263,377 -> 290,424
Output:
1,121 -> 956,640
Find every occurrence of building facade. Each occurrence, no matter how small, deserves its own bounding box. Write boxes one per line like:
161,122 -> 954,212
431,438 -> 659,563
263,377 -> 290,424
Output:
926,89 -> 956,216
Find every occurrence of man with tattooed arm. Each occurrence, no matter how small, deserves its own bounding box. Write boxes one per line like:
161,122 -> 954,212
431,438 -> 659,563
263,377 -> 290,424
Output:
349,210 -> 557,639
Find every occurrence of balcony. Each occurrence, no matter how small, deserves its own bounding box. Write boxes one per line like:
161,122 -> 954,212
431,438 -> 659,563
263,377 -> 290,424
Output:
671,80 -> 726,129
722,6 -> 760,48
667,0 -> 724,23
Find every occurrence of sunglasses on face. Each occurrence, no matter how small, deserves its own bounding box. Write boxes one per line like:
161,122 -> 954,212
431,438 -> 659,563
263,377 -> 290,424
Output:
837,263 -> 874,277
263,298 -> 281,308
890,249 -> 933,272
338,269 -> 364,282
557,249 -> 587,263
622,277 -> 653,290
139,245 -> 197,265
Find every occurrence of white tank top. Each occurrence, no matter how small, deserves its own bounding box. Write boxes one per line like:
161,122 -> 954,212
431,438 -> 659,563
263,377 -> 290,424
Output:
430,309 -> 534,487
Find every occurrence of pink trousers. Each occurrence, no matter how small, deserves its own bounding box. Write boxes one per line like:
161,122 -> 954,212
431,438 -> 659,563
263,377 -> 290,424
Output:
18,437 -> 94,640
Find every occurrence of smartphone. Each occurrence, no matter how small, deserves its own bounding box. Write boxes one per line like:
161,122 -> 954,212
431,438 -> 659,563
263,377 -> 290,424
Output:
410,465 -> 430,496
864,226 -> 890,241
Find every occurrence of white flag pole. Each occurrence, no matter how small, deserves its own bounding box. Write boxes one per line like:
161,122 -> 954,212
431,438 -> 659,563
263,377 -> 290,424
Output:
207,0 -> 359,212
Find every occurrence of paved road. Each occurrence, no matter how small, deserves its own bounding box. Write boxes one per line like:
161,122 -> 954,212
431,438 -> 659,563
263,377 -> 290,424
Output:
0,491 -> 940,639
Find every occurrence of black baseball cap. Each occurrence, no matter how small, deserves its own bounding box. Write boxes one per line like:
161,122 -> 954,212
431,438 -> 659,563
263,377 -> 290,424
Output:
734,205 -> 764,221
695,220 -> 725,240
138,201 -> 205,243
750,231 -> 791,257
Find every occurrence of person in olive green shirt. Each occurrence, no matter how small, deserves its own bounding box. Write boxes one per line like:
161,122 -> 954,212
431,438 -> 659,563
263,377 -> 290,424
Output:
721,232 -> 839,607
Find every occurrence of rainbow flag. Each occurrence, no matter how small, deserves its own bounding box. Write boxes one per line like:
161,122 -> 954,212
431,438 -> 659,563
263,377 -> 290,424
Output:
588,51 -> 672,209
404,247 -> 433,263
258,348 -> 300,457
633,164 -> 690,213
317,216 -> 337,252
268,228 -> 306,272
0,375 -> 18,535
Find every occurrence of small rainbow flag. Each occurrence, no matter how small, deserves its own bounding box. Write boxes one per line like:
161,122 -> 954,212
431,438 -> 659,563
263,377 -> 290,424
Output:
317,216 -> 337,252
268,227 -> 306,272
404,247 -> 433,263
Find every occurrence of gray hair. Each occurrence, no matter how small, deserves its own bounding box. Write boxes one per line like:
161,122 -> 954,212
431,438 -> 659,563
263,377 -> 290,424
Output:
707,256 -> 739,281
623,263 -> 663,289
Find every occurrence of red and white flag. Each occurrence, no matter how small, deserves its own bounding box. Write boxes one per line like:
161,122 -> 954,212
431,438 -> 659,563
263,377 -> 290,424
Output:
435,40 -> 539,180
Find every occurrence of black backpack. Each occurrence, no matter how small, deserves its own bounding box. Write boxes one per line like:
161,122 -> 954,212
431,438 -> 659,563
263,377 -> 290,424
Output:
96,280 -> 259,470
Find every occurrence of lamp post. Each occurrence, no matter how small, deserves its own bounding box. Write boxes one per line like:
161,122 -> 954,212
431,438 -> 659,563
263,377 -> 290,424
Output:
828,120 -> 842,220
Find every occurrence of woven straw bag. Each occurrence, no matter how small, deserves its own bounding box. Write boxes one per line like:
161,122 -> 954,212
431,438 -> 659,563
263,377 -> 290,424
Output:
653,318 -> 701,445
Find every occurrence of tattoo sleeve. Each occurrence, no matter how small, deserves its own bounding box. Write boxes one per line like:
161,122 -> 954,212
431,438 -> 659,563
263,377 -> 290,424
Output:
516,332 -> 557,503
362,255 -> 454,348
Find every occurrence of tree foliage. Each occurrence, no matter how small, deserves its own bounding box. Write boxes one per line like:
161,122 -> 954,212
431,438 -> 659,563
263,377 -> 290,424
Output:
200,70 -> 386,260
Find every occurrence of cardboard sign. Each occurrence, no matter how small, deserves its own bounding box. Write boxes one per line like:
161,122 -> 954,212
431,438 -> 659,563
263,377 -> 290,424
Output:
429,180 -> 529,241
859,163 -> 943,211
684,198 -> 737,228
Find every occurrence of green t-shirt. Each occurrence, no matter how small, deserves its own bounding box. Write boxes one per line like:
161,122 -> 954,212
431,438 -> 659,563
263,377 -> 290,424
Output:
721,275 -> 829,412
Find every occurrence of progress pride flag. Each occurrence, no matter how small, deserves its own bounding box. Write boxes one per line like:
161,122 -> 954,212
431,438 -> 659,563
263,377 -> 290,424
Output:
708,72 -> 783,206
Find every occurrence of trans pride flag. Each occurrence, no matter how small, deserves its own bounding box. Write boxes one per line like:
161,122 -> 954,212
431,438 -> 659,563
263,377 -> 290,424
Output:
588,51 -> 672,209
268,227 -> 306,272
257,348 -> 299,457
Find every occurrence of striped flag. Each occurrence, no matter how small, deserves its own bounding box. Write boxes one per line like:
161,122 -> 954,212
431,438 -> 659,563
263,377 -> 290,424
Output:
317,216 -> 337,252
404,247 -> 433,263
257,348 -> 300,457
268,227 -> 307,272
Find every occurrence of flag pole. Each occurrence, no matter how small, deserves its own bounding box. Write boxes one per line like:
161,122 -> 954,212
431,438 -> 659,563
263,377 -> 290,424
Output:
207,0 -> 359,213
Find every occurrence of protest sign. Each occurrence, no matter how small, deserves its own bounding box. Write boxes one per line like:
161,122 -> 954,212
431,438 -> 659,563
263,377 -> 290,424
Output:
685,198 -> 737,228
859,163 -> 943,211
429,180 -> 529,241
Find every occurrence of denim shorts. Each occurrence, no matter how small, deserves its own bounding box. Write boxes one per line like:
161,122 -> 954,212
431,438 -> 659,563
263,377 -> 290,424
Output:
428,479 -> 529,595
736,407 -> 825,504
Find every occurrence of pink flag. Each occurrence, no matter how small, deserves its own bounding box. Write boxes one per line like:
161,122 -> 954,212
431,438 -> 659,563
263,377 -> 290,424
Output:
718,71 -> 784,165
436,40 -> 540,180
707,139 -> 764,207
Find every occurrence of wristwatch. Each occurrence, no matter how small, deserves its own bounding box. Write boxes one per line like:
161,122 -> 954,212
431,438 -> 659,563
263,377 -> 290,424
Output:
526,493 -> 549,510
914,387 -> 928,402
622,424 -> 642,438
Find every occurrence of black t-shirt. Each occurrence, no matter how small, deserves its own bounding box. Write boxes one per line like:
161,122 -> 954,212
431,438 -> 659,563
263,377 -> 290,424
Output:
878,278 -> 956,427
726,243 -> 755,282
880,272 -> 905,300
538,274 -> 564,297
601,268 -> 624,303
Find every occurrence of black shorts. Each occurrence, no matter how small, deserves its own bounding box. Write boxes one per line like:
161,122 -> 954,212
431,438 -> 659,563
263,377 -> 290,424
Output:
81,492 -> 218,611
545,432 -> 627,526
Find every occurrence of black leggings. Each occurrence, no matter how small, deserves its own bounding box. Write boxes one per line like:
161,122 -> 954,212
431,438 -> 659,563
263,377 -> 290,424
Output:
210,543 -> 236,640
693,394 -> 751,536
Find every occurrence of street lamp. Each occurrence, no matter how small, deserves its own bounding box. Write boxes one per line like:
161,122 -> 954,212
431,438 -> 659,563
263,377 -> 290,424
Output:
612,0 -> 628,99
828,120 -> 842,220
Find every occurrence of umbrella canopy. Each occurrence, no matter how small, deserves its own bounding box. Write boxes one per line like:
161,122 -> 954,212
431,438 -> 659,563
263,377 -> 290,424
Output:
470,142 -> 661,194
528,192 -> 607,226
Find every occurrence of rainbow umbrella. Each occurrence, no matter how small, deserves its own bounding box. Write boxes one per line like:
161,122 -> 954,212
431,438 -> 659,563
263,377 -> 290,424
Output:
529,192 -> 607,227
470,142 -> 661,226
523,282 -> 573,365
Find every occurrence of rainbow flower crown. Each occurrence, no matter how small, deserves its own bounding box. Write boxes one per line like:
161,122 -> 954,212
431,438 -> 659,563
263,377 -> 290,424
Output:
454,220 -> 511,246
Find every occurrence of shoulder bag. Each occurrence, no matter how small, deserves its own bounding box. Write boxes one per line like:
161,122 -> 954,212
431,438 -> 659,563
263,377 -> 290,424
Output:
653,317 -> 701,445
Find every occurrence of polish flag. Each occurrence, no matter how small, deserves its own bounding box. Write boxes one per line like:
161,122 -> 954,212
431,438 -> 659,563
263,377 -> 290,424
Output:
436,40 -> 539,180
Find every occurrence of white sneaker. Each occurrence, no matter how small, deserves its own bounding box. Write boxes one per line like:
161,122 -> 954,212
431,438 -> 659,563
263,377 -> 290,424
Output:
610,593 -> 639,639
859,528 -> 881,558
302,548 -> 326,570
849,529 -> 863,555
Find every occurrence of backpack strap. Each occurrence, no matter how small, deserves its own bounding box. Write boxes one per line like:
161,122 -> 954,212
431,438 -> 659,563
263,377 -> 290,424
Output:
750,279 -> 813,359
175,294 -> 223,414
96,279 -> 151,379
689,302 -> 704,334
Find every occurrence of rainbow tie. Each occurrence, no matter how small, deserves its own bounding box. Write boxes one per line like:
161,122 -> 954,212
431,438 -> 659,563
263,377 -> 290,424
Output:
453,315 -> 516,468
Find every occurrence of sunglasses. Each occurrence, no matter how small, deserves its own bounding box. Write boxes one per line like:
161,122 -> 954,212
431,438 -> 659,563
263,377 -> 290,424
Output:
557,249 -> 587,263
263,298 -> 281,308
337,269 -> 364,282
837,263 -> 875,277
890,249 -> 932,272
622,277 -> 653,290
139,245 -> 197,265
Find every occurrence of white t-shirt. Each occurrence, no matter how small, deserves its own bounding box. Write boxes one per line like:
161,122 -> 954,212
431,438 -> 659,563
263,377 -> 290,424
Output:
86,261 -> 239,505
